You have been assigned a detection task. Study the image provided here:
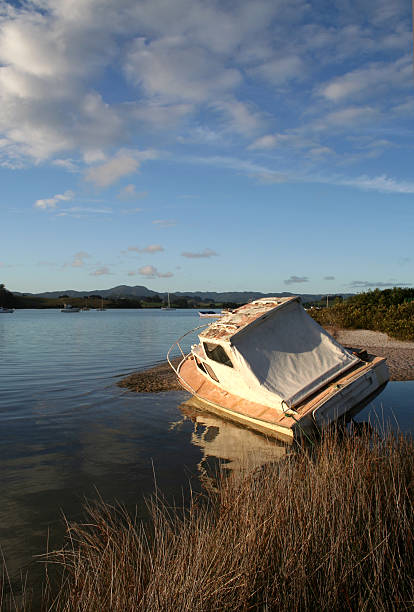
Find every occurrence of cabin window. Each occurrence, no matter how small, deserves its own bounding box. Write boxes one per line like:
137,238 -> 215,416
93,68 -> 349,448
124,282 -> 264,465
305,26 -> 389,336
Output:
195,357 -> 219,382
195,357 -> 207,374
203,342 -> 233,368
204,363 -> 219,382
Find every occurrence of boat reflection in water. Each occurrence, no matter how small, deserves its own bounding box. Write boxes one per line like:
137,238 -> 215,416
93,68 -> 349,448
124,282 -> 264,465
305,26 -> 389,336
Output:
176,397 -> 289,487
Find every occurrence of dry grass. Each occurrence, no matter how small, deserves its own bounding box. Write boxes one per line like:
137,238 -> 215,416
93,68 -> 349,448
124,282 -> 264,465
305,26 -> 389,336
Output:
3,429 -> 414,611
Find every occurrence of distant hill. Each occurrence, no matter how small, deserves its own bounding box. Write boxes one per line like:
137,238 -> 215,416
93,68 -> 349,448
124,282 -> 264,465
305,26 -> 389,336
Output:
14,285 -> 353,303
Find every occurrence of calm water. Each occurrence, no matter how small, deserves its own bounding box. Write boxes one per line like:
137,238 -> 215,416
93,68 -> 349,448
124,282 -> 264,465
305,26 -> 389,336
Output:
0,309 -> 413,583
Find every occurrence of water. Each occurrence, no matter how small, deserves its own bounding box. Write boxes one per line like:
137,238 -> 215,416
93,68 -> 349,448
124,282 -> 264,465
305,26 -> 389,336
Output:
0,309 -> 413,585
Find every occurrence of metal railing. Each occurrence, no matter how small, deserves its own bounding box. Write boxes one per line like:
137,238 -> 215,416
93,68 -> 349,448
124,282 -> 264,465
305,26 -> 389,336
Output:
166,324 -> 209,395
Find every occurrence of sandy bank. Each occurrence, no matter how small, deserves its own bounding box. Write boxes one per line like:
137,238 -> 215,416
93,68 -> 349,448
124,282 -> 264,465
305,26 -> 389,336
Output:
331,329 -> 414,382
118,330 -> 414,393
117,357 -> 182,392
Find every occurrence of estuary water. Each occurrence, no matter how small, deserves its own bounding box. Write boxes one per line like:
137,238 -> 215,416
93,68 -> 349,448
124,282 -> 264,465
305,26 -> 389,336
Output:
0,309 -> 413,582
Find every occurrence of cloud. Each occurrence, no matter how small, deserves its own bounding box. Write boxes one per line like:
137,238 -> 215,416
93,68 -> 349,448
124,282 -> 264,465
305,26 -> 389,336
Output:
284,275 -> 309,285
184,154 -> 288,183
316,106 -> 378,130
117,184 -> 148,199
153,219 -> 176,228
255,55 -> 304,85
52,159 -> 78,172
34,190 -> 74,209
84,149 -> 157,188
181,248 -> 218,258
248,134 -> 279,150
90,266 -> 112,276
137,265 -> 173,278
212,99 -> 264,135
125,36 -> 241,104
319,56 -> 411,103
0,0 -> 412,197
338,175 -> 414,194
60,206 -> 112,215
128,244 -> 164,254
65,251 -> 91,268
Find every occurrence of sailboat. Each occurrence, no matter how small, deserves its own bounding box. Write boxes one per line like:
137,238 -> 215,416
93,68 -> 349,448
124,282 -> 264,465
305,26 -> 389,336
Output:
96,297 -> 106,311
161,292 -> 176,310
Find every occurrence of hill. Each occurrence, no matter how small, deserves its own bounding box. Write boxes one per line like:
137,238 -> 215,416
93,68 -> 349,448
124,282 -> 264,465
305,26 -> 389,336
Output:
14,285 -> 352,304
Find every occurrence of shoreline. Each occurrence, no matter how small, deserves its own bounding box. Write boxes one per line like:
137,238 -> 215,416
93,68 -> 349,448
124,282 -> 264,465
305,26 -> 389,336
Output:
118,330 -> 414,393
331,329 -> 414,382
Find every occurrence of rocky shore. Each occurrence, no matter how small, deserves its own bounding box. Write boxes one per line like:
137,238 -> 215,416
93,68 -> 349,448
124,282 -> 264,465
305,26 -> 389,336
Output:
118,330 -> 414,393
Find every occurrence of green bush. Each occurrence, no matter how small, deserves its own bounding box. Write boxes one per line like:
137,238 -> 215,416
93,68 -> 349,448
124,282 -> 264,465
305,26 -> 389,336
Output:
312,288 -> 414,341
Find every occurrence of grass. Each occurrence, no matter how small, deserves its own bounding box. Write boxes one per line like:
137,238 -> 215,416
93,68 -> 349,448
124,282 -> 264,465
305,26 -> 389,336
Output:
2,428 -> 413,611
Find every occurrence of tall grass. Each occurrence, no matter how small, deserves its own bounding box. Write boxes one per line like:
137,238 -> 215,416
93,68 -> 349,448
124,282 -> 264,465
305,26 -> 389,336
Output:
35,429 -> 412,611
3,429 -> 413,611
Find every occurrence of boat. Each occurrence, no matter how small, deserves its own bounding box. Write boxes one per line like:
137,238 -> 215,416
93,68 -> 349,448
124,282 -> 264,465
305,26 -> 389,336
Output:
161,292 -> 176,311
0,306 -> 14,313
96,298 -> 106,311
61,304 -> 80,313
168,296 -> 389,442
198,310 -> 223,318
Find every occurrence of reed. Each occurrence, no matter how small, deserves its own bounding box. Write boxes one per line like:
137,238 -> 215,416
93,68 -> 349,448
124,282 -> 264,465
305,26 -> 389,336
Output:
3,429 -> 414,611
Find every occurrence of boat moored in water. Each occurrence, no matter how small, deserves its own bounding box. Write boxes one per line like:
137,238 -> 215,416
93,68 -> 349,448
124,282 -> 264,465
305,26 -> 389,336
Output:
61,304 -> 80,313
198,310 -> 223,318
0,306 -> 14,313
168,297 -> 389,442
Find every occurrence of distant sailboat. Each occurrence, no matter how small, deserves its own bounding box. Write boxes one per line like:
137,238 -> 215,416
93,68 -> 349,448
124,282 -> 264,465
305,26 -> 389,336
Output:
161,292 -> 176,310
96,297 -> 106,311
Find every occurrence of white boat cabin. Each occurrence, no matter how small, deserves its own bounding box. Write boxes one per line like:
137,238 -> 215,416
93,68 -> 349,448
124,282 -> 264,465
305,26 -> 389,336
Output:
191,296 -> 360,412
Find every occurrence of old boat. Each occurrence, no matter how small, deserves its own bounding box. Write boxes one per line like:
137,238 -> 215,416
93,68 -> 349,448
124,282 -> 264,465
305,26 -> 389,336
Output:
168,297 -> 388,442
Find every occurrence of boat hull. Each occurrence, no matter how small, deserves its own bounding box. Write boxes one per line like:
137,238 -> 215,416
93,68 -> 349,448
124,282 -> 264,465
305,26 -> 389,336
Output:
176,354 -> 388,442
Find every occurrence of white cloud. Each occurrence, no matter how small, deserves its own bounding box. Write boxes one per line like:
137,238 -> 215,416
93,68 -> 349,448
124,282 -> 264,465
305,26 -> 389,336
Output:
128,245 -> 164,254
212,99 -> 263,135
248,134 -> 279,150
117,184 -> 141,199
62,206 -> 112,215
0,0 -> 412,194
65,251 -> 91,268
181,249 -> 218,259
319,56 -> 411,103
34,190 -> 74,209
138,265 -> 172,278
338,174 -> 414,194
255,55 -> 304,85
85,149 -> 157,188
125,36 -> 241,103
316,106 -> 378,130
90,266 -> 111,276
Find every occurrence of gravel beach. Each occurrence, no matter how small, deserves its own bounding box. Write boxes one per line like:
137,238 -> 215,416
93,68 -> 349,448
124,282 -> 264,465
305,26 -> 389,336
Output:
118,330 -> 414,393
332,329 -> 414,382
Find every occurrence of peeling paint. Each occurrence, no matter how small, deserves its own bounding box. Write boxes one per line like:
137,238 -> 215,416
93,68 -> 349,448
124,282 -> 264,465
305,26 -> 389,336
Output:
199,296 -> 299,342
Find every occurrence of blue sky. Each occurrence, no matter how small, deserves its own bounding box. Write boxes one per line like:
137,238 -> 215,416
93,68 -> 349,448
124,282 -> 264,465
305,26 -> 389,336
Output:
0,0 -> 413,294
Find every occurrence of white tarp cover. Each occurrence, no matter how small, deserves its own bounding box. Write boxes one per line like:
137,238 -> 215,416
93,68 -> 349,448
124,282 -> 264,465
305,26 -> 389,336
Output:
231,301 -> 359,407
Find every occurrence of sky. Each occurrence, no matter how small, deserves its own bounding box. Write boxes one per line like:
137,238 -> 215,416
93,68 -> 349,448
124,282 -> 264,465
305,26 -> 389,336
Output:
0,0 -> 413,295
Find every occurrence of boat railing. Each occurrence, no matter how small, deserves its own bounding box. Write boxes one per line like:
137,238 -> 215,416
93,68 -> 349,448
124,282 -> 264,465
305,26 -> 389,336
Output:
167,324 -> 209,395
